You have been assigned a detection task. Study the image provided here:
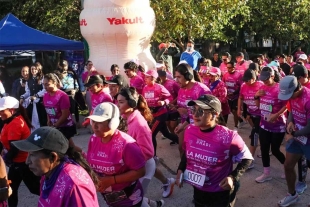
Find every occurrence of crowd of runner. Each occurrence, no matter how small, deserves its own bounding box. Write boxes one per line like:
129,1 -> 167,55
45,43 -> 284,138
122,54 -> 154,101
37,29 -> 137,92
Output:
0,43 -> 309,207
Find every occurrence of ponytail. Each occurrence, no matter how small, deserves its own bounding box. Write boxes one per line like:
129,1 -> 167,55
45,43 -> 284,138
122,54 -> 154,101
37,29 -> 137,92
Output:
136,95 -> 153,125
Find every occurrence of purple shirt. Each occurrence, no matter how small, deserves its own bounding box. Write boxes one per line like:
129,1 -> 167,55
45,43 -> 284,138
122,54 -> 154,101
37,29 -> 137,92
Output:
130,75 -> 145,94
240,81 -> 264,116
259,83 -> 287,132
38,163 -> 99,207
222,71 -> 243,100
183,125 -> 252,192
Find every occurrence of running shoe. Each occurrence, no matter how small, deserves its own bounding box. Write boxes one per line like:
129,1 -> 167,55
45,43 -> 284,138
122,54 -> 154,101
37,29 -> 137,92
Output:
255,173 -> 272,183
248,161 -> 254,170
238,121 -> 247,129
278,193 -> 299,207
156,200 -> 165,207
295,181 -> 307,194
162,178 -> 175,198
233,127 -> 238,132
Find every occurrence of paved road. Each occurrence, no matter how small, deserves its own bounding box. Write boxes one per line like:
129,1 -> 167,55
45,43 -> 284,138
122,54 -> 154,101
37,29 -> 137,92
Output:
17,115 -> 309,207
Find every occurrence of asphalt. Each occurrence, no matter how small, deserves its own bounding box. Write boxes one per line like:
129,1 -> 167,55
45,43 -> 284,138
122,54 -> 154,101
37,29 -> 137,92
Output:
17,115 -> 310,207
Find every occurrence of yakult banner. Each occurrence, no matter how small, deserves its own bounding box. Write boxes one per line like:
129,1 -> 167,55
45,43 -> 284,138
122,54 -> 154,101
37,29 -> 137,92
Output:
80,0 -> 156,76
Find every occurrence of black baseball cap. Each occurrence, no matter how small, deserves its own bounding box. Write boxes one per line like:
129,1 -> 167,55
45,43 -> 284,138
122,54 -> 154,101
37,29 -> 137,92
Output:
84,75 -> 107,87
236,52 -> 244,57
243,69 -> 256,82
188,94 -> 222,113
293,64 -> 308,78
259,67 -> 274,81
106,75 -> 129,87
248,63 -> 259,71
12,127 -> 69,154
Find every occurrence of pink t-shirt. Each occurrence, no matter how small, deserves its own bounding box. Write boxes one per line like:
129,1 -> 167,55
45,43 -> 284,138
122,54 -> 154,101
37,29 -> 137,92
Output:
91,90 -> 113,110
142,83 -> 172,115
235,60 -> 251,75
304,63 -> 310,70
259,83 -> 287,132
162,79 -> 180,100
130,75 -> 145,94
43,90 -> 74,127
303,80 -> 310,89
177,82 -> 211,123
86,130 -> 145,206
222,71 -> 243,100
240,81 -> 264,116
289,87 -> 310,145
183,125 -> 248,192
219,62 -> 228,75
289,62 -> 296,67
208,81 -> 230,116
38,163 -> 99,207
82,71 -> 98,82
126,110 -> 154,160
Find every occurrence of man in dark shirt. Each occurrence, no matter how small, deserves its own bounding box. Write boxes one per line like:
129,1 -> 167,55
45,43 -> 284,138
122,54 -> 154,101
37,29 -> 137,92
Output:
279,54 -> 292,75
211,52 -> 222,67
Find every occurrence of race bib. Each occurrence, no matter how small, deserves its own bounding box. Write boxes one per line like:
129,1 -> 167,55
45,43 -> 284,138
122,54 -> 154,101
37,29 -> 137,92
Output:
225,82 -> 235,87
184,169 -> 205,187
46,107 -> 56,116
260,103 -> 272,112
145,92 -> 155,99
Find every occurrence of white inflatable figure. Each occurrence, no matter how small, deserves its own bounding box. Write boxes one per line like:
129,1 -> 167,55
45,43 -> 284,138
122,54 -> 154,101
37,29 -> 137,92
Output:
80,0 -> 156,76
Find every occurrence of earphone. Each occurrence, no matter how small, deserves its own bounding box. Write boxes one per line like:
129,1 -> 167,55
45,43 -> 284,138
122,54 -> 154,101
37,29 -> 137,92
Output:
178,64 -> 194,81
108,103 -> 120,130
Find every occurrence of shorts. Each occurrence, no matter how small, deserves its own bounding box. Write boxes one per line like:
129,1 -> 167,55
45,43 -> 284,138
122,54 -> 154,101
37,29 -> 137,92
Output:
167,111 -> 180,121
249,116 -> 261,146
228,99 -> 238,111
286,139 -> 310,160
57,125 -> 77,140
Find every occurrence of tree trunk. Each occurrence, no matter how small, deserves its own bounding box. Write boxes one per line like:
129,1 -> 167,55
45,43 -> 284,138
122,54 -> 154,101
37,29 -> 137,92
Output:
288,40 -> 292,55
279,39 -> 283,54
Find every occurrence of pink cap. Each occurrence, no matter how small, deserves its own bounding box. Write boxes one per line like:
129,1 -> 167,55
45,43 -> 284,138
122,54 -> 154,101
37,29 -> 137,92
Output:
209,67 -> 221,76
145,70 -> 158,78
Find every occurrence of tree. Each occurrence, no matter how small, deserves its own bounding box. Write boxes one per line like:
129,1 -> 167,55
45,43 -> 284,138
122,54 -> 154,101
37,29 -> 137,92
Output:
150,0 -> 250,50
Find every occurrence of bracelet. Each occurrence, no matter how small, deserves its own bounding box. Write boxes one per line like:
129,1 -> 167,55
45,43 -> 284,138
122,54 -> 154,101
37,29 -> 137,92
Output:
114,175 -> 117,184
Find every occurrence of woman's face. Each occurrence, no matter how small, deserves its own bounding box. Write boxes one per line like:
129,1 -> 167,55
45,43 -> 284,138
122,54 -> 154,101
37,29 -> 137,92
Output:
144,75 -> 153,85
21,67 -> 29,79
209,74 -> 219,82
109,84 -> 120,97
175,71 -> 188,88
111,67 -> 120,76
245,78 -> 256,86
43,78 -> 57,92
31,66 -> 38,76
87,62 -> 93,70
117,94 -> 131,115
0,109 -> 13,120
124,69 -> 134,78
192,106 -> 214,128
88,84 -> 102,94
91,120 -> 110,137
26,151 -> 52,176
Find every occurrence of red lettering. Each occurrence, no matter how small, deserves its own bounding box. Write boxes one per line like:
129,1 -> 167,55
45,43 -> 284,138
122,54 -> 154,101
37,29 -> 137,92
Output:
80,19 -> 87,26
107,17 -> 144,25
107,18 -> 115,25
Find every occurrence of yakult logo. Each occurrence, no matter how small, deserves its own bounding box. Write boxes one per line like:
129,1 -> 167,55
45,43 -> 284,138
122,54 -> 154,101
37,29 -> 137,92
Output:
80,19 -> 87,26
107,17 -> 144,25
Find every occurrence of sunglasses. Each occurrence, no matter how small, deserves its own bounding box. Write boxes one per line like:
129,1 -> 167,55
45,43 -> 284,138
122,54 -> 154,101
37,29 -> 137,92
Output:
191,107 -> 212,117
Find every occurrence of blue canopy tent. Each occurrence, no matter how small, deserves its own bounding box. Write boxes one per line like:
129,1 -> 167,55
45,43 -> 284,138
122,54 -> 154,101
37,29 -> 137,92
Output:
0,13 -> 84,51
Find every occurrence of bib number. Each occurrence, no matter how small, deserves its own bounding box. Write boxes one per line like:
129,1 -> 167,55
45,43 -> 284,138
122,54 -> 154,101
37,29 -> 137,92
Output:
260,103 -> 272,112
184,169 -> 205,187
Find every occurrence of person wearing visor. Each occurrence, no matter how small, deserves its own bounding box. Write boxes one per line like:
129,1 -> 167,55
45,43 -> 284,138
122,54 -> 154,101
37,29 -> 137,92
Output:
254,67 -> 287,183
277,76 -> 310,207
238,69 -> 264,168
12,127 -> 99,207
106,75 -> 129,104
175,94 -> 253,207
86,102 -> 146,207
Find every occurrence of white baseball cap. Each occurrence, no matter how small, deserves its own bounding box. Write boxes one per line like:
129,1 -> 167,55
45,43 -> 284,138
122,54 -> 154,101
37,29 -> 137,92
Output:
87,102 -> 119,122
298,54 -> 307,60
0,96 -> 19,111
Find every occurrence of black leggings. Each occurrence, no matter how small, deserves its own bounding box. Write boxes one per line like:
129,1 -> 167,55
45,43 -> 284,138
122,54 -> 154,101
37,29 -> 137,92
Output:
8,162 -> 40,207
151,113 -> 178,156
193,183 -> 239,207
249,116 -> 261,147
297,156 -> 310,182
259,128 -> 285,167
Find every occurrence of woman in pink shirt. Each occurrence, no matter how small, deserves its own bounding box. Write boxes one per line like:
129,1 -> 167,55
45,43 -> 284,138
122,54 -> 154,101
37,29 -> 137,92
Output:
86,102 -> 146,207
43,73 -> 82,152
173,63 -> 211,157
208,67 -> 230,124
82,60 -> 98,113
142,70 -> 179,154
175,94 -> 253,207
13,127 -> 99,207
124,62 -> 145,94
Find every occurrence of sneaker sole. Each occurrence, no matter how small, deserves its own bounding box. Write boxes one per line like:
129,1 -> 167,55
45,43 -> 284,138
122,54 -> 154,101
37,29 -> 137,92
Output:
162,183 -> 174,198
278,197 -> 299,207
296,186 -> 307,194
255,177 -> 272,183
